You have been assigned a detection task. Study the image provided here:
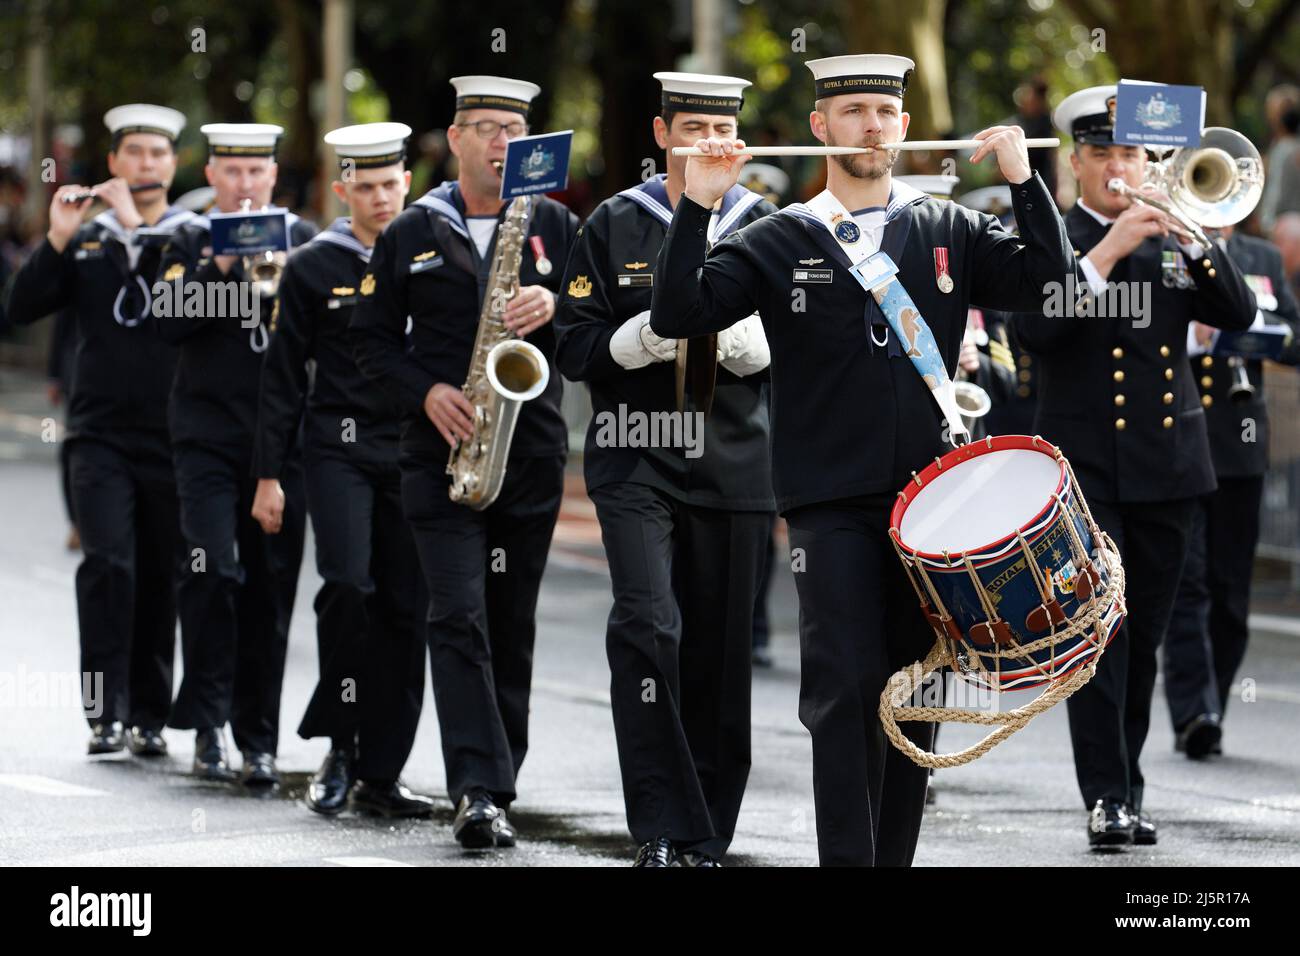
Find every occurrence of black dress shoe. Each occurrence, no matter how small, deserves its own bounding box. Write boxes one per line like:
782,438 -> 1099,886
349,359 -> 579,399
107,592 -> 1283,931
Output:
1175,713 -> 1222,760
677,849 -> 721,867
87,721 -> 126,755
305,748 -> 355,815
127,726 -> 167,757
1088,799 -> 1135,847
349,779 -> 436,818
193,728 -> 237,781
1127,805 -> 1158,845
633,837 -> 677,867
453,789 -> 516,848
240,751 -> 279,787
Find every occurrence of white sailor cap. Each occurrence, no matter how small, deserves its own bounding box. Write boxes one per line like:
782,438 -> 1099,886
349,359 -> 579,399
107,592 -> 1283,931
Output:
957,185 -> 1014,216
104,104 -> 186,144
450,75 -> 541,117
805,54 -> 915,102
740,163 -> 791,200
323,121 -> 412,169
200,123 -> 284,158
896,174 -> 960,200
653,72 -> 751,116
1053,85 -> 1118,145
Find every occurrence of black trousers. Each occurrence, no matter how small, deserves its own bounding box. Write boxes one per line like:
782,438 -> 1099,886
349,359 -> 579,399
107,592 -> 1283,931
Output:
297,450 -> 426,782
1066,496 -> 1194,811
67,436 -> 181,729
1163,477 -> 1262,731
589,482 -> 769,859
784,494 -> 936,867
400,453 -> 564,807
168,444 -> 305,755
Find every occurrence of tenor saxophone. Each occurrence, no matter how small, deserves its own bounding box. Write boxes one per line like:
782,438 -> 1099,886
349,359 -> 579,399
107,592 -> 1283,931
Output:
446,195 -> 550,509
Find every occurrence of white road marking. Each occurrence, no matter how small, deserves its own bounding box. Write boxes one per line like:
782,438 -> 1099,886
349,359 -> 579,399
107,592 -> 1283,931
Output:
0,773 -> 108,797
1248,613 -> 1300,638
322,856 -> 413,867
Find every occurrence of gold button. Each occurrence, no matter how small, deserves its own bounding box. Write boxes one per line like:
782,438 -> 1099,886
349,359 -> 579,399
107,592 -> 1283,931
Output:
1115,418 -> 1127,431
1202,394 -> 1213,408
1163,416 -> 1174,428
1114,394 -> 1126,406
1160,345 -> 1170,357
1112,347 -> 1124,359
1201,356 -> 1213,368
1018,369 -> 1032,382
1017,385 -> 1031,397
1114,370 -> 1125,382
1163,392 -> 1174,404
1165,368 -> 1174,380
1073,249 -> 1082,258
1019,355 -> 1032,368
1208,267 -> 1217,278
1202,258 -> 1212,268
1201,375 -> 1213,388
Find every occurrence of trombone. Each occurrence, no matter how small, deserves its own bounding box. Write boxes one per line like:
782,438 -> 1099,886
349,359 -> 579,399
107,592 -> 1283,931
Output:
1105,127 -> 1264,248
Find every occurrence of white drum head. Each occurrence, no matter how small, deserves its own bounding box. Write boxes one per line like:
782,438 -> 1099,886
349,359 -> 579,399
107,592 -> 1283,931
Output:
898,448 -> 1063,555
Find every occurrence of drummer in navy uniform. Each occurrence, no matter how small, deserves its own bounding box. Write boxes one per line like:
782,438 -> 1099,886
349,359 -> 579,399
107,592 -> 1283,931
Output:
250,122 -> 433,817
554,72 -> 776,867
1012,86 -> 1256,847
1163,222 -> 1300,759
5,104 -> 192,757
349,76 -> 580,850
158,123 -> 318,786
648,53 -> 1074,866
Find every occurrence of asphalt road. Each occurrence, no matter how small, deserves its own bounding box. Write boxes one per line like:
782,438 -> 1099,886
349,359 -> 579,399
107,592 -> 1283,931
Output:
2,367 -> 1297,866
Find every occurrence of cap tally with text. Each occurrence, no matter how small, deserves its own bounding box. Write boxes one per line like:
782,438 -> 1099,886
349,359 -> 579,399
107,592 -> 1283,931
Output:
323,122 -> 412,169
896,174 -> 960,200
450,75 -> 541,117
653,71 -> 751,116
805,54 -> 915,102
200,123 -> 284,158
104,104 -> 186,146
1053,85 -> 1118,145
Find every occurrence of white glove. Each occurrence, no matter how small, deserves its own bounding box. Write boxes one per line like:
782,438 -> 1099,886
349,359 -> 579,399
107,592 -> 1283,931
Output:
716,313 -> 770,376
609,309 -> 678,369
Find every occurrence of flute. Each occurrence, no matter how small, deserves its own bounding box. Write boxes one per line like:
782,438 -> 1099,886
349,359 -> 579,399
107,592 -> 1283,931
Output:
60,182 -> 166,203
671,139 -> 1060,156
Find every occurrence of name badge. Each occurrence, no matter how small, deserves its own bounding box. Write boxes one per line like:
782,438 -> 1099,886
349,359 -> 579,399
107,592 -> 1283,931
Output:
409,255 -> 444,274
617,273 -> 652,288
327,296 -> 358,309
74,247 -> 105,261
793,268 -> 833,284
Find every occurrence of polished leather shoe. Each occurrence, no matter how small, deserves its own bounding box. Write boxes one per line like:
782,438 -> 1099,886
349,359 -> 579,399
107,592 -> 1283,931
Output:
1127,805 -> 1158,845
633,837 -> 677,867
127,726 -> 167,757
240,751 -> 280,787
87,721 -> 125,755
305,748 -> 354,815
1088,799 -> 1135,847
1175,713 -> 1222,760
192,728 -> 237,781
678,849 -> 721,867
350,779 -> 435,818
453,789 -> 516,848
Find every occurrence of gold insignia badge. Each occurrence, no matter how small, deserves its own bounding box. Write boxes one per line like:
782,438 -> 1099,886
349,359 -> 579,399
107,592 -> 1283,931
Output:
568,275 -> 592,299
624,262 -> 648,270
81,241 -> 102,251
412,251 -> 438,262
799,258 -> 824,266
331,286 -> 355,296
270,299 -> 280,332
360,273 -> 376,296
163,263 -> 185,281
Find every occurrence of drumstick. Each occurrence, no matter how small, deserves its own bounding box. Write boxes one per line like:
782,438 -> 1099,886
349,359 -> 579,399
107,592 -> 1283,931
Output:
671,139 -> 1060,156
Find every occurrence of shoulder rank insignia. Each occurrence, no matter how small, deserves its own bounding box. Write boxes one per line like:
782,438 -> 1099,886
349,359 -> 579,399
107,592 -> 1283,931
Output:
623,262 -> 648,270
568,275 -> 592,298
360,273 -> 376,296
163,263 -> 185,281
799,258 -> 824,266
412,250 -> 438,262
331,286 -> 355,296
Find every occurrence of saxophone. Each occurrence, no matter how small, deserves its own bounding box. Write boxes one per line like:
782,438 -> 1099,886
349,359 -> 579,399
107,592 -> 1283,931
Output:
446,195 -> 551,509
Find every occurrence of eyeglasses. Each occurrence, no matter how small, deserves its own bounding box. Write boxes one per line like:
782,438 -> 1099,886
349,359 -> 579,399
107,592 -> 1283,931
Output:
456,120 -> 529,140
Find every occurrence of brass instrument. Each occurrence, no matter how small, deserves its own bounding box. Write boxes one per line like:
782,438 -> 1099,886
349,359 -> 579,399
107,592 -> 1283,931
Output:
1106,127 -> 1264,248
447,195 -> 550,509
1227,356 -> 1256,404
238,200 -> 286,299
954,315 -> 992,437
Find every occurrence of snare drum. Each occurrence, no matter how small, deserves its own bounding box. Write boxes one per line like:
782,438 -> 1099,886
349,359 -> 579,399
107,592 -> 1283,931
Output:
888,435 -> 1124,692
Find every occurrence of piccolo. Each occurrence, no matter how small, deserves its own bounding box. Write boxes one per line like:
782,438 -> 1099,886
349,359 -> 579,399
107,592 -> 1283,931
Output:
671,139 -> 1060,156
60,182 -> 165,203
